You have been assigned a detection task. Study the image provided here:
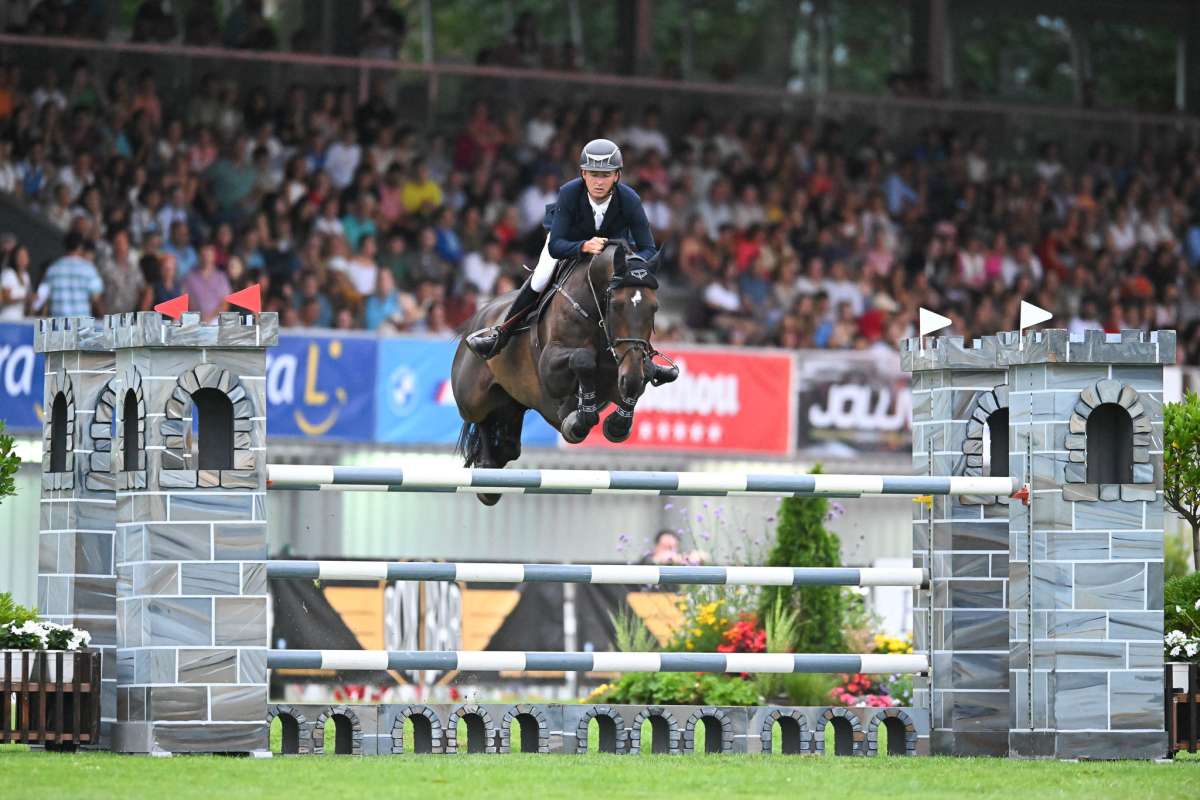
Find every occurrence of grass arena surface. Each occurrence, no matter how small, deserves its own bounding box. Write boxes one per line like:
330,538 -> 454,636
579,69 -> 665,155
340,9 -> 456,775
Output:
1,746 -> 1197,800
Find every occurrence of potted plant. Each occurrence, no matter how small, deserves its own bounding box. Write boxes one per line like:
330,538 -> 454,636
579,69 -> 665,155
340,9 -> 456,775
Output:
1,593 -> 98,746
1164,574 -> 1200,689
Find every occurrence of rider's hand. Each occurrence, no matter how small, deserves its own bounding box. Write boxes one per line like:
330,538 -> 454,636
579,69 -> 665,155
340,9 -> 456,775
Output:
581,237 -> 607,255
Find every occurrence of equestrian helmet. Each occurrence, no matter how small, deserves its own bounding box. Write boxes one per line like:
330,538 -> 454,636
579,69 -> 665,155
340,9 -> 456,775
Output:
579,138 -> 623,172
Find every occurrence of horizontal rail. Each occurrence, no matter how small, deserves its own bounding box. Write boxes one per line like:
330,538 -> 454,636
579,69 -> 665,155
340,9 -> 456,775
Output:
268,650 -> 929,675
267,561 -> 927,587
266,464 -> 1018,498
1,34 -> 1193,128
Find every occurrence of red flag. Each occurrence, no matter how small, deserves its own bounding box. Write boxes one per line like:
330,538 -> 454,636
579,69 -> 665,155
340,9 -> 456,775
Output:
153,294 -> 189,320
225,284 -> 262,314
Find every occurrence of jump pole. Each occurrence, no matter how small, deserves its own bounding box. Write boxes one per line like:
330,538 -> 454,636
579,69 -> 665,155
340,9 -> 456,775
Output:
267,560 -> 928,587
268,650 -> 930,674
266,464 -> 1018,498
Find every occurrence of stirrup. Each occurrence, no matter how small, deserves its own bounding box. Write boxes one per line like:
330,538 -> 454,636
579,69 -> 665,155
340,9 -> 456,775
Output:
466,326 -> 508,359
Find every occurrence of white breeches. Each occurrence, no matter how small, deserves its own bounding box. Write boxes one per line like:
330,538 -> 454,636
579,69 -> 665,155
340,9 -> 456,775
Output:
530,234 -> 557,292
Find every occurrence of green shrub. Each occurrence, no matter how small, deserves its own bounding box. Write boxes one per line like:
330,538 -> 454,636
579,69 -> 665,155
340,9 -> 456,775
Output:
781,672 -> 838,706
758,485 -> 847,653
0,420 -> 18,505
1164,391 -> 1200,572
588,672 -> 762,706
0,592 -> 38,629
1165,572 -> 1200,641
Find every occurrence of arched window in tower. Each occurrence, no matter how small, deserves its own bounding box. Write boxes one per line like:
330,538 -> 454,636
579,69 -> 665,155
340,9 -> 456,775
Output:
1086,403 -> 1133,484
49,392 -> 68,472
122,389 -> 139,471
982,408 -> 1009,478
191,388 -> 234,471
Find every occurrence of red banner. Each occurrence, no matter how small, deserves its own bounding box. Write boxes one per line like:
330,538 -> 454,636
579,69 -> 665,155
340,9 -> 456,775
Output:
575,347 -> 794,455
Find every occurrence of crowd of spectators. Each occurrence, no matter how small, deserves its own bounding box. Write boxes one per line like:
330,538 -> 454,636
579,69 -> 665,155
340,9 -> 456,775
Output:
1,55 -> 1199,365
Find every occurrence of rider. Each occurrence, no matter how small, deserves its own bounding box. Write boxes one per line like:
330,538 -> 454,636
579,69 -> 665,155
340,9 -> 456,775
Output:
466,138 -> 677,385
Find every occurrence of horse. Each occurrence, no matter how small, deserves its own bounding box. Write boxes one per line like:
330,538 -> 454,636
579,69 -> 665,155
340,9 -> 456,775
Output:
451,242 -> 670,505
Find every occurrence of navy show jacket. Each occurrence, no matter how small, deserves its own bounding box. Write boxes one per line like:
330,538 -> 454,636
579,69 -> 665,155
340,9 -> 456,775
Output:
544,178 -> 657,263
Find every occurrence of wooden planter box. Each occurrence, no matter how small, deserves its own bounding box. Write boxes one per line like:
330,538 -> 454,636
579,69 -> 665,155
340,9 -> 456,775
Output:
1166,661 -> 1199,756
1,650 -> 101,748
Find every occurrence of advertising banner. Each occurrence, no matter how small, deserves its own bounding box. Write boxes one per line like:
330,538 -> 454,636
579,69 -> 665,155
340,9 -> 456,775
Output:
0,321 -> 43,432
794,349 -> 911,453
375,337 -> 558,447
266,332 -> 377,442
576,347 -> 794,455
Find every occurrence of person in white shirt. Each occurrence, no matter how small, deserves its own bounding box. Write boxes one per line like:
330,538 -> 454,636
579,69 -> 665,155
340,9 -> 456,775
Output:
323,125 -> 362,190
31,68 -> 67,112
517,170 -> 559,235
524,102 -> 557,151
461,237 -> 505,300
0,139 -> 19,195
0,242 -> 32,320
344,234 -> 381,297
621,106 -> 670,157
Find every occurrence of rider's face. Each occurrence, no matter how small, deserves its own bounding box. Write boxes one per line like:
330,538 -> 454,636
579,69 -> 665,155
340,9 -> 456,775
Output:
582,169 -> 619,200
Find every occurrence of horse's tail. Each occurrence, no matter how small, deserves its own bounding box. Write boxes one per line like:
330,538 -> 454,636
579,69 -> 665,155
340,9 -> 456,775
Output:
456,420 -> 481,467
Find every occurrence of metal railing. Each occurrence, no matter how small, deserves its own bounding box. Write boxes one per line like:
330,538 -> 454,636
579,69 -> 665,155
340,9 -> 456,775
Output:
2,33 -> 1197,159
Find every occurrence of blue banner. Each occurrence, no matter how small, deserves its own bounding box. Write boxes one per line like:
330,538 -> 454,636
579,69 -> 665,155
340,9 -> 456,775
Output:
0,322 -> 43,432
375,337 -> 558,447
266,333 -> 377,442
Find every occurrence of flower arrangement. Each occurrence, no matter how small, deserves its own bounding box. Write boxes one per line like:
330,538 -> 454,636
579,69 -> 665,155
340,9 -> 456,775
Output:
0,592 -> 92,651
830,673 -> 897,708
1165,598 -> 1200,662
2,620 -> 92,651
716,615 -> 767,654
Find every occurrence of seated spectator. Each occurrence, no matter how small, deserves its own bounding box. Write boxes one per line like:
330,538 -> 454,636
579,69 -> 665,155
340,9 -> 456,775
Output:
96,227 -> 144,314
182,243 -> 231,321
402,159 -> 443,217
343,234 -> 380,297
163,220 -> 198,278
0,240 -> 32,320
364,268 -> 415,332
461,237 -> 504,299
32,231 -> 104,317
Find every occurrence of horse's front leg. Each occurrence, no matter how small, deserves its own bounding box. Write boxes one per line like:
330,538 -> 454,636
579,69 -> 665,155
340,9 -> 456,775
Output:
541,345 -> 600,444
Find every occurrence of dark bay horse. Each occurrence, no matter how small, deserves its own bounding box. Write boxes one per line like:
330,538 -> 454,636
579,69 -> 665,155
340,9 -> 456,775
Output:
452,243 -> 666,504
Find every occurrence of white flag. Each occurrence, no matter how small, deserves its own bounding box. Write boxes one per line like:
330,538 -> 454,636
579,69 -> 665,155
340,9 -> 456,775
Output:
918,308 -> 953,338
1019,301 -> 1053,331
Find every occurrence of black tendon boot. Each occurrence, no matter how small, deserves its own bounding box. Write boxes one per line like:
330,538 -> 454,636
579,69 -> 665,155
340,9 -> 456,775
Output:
466,280 -> 541,359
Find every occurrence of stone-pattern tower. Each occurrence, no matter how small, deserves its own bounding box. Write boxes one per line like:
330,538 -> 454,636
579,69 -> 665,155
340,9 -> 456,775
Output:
109,312 -> 276,754
904,328 -> 1171,760
904,337 -> 1011,756
34,317 -> 119,744
1005,329 -> 1170,759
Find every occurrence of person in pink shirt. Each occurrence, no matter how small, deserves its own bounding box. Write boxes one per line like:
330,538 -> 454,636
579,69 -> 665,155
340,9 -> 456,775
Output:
182,243 -> 232,321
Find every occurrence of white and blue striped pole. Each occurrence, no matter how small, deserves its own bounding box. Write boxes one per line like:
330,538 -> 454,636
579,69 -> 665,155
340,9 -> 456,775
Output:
268,650 -> 929,675
266,561 -> 928,588
266,464 -> 1017,498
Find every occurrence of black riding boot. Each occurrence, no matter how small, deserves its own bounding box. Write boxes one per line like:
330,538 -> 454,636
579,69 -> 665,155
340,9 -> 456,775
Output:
466,281 -> 541,359
649,362 -> 679,386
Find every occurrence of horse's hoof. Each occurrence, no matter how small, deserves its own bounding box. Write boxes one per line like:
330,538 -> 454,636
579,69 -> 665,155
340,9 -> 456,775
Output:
560,411 -> 596,444
477,492 -> 502,506
603,413 -> 632,443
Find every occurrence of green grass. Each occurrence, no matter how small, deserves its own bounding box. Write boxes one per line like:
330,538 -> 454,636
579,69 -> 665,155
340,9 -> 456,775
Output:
0,746 -> 1196,799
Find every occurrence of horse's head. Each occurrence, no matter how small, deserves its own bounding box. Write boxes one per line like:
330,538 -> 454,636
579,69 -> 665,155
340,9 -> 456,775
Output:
598,245 -> 660,405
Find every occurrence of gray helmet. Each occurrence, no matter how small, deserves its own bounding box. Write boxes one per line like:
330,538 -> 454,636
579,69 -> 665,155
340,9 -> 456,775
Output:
579,138 -> 623,172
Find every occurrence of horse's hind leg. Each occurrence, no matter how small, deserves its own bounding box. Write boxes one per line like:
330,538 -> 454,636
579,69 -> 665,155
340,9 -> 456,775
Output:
491,402 -> 526,466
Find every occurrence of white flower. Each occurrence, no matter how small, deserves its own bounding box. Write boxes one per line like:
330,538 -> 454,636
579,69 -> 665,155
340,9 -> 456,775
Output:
1188,642 -> 1200,658
1195,599 -> 1200,611
1172,645 -> 1183,657
1179,606 -> 1186,613
1166,630 -> 1188,646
